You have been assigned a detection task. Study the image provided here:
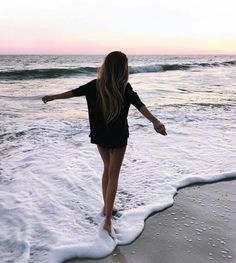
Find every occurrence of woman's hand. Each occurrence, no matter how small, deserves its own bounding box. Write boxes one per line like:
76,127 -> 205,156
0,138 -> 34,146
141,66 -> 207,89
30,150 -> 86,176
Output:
42,95 -> 54,104
153,120 -> 167,136
42,91 -> 73,103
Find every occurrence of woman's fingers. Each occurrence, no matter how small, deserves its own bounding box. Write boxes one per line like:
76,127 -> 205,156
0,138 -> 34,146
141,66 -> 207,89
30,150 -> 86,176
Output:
42,95 -> 53,104
154,123 -> 167,136
160,124 -> 167,135
42,97 -> 47,103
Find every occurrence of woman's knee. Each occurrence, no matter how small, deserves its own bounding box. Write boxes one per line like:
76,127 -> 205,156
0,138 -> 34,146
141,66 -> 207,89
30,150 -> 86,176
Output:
108,169 -> 120,181
109,146 -> 126,167
103,165 -> 109,175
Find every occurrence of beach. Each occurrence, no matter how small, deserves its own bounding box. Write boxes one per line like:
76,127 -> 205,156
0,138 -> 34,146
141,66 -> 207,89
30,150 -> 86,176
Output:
65,179 -> 236,263
0,55 -> 236,262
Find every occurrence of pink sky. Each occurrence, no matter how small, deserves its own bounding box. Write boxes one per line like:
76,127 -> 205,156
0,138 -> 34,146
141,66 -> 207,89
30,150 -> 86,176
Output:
0,0 -> 235,55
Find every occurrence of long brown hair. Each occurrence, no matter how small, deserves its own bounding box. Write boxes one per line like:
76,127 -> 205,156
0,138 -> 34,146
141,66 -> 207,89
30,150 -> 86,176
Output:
97,51 -> 128,124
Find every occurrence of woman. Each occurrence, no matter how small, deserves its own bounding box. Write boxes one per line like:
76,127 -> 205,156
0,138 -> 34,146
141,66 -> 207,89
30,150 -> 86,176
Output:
42,51 -> 167,233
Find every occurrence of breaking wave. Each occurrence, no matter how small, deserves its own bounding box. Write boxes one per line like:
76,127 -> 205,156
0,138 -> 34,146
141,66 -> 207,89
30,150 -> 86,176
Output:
0,60 -> 235,80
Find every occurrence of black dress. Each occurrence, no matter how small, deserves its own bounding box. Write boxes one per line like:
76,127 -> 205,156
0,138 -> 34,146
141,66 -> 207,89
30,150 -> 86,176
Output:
72,79 -> 145,148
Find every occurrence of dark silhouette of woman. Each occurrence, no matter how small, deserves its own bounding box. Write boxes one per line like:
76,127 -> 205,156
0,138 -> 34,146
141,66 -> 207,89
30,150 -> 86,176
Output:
42,51 -> 167,233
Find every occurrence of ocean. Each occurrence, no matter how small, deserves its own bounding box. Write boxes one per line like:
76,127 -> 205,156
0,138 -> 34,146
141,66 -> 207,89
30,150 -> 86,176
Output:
0,55 -> 236,263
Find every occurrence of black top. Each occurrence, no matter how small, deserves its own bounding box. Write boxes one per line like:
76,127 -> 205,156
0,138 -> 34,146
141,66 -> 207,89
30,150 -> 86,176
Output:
72,79 -> 145,147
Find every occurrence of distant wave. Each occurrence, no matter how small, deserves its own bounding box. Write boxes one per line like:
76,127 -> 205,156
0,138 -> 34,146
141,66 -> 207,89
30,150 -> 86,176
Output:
0,60 -> 235,80
0,67 -> 98,80
129,60 -> 236,74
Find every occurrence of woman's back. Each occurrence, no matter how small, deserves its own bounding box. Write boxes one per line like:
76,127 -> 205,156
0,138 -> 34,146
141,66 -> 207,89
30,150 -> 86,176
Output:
72,78 -> 145,148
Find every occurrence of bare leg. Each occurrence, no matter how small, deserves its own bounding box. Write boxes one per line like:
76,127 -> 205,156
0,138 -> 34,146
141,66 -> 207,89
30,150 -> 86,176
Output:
104,146 -> 126,233
102,168 -> 109,212
97,146 -> 110,212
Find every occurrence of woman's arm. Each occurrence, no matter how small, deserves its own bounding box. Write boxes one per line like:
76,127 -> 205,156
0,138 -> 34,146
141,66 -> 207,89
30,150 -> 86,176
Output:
139,105 -> 167,136
42,91 -> 73,104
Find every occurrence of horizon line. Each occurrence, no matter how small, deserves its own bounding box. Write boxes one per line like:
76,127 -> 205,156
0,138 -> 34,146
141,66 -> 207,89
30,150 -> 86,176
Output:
0,53 -> 236,56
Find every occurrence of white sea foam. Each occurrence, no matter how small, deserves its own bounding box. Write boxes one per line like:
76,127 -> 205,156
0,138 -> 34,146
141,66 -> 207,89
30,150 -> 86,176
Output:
0,55 -> 236,262
48,172 -> 236,263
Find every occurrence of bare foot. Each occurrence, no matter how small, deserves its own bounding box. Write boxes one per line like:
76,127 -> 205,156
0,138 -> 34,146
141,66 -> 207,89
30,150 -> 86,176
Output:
103,219 -> 111,234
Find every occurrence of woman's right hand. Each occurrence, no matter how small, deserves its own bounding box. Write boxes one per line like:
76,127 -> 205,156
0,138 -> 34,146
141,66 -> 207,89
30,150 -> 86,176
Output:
42,95 -> 54,104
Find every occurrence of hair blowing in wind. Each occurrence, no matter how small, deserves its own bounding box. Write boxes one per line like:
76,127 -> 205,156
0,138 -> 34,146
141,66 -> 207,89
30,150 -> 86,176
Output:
96,51 -> 129,124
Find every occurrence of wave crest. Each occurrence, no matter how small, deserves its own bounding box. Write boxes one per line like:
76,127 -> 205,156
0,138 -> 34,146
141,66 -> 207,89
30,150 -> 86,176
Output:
0,60 -> 235,80
0,67 -> 98,80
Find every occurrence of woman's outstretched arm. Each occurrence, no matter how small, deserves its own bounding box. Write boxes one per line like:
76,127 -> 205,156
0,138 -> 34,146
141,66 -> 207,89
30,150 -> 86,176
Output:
42,91 -> 73,104
139,105 -> 167,136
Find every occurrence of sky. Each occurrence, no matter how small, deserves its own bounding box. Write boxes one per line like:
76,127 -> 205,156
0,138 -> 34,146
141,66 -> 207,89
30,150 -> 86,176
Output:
0,0 -> 236,55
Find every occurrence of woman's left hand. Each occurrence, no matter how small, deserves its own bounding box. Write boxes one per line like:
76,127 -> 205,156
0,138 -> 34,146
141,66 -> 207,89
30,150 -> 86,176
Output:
153,120 -> 167,136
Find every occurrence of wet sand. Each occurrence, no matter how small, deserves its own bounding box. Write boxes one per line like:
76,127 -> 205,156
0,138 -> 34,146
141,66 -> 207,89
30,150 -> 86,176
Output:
65,179 -> 236,263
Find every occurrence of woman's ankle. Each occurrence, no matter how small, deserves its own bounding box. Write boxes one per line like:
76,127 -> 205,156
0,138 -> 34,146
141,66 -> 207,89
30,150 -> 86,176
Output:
103,219 -> 111,233
103,206 -> 117,216
105,212 -> 112,223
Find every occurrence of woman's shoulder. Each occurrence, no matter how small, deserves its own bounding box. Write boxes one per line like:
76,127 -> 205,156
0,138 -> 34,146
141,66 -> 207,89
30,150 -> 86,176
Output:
81,79 -> 97,91
125,82 -> 135,94
72,79 -> 97,97
85,79 -> 97,86
125,82 -> 132,90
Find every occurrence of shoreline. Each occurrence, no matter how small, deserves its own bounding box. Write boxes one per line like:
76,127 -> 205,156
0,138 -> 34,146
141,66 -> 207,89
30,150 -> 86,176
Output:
65,179 -> 236,263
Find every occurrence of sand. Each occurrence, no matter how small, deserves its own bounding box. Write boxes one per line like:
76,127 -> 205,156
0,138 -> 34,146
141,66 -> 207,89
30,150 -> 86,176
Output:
65,179 -> 236,263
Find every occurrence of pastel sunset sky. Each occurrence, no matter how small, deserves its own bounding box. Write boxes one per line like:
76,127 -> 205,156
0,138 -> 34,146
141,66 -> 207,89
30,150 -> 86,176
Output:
0,0 -> 235,55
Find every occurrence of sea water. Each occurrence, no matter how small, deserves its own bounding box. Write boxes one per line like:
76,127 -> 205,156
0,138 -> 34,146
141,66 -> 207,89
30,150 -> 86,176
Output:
0,55 -> 236,262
